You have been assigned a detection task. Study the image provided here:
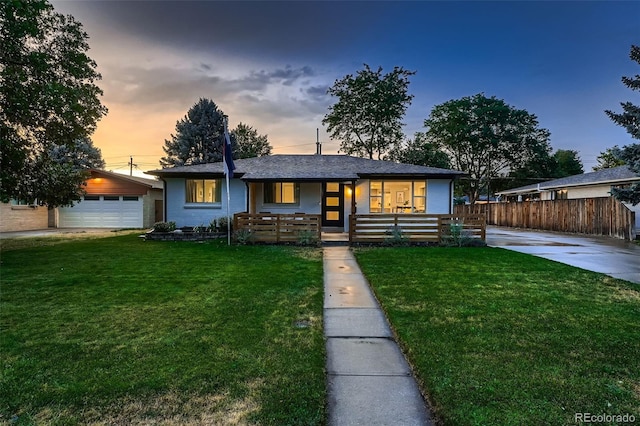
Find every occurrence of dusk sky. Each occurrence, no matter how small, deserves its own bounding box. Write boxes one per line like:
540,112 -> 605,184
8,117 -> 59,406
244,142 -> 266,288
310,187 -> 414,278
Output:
51,1 -> 639,177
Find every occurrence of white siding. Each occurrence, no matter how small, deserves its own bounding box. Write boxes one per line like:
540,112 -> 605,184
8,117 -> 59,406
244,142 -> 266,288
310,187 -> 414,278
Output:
58,196 -> 143,228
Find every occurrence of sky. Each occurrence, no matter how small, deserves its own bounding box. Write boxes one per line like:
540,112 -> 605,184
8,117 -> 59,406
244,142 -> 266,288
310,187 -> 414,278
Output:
50,0 -> 640,177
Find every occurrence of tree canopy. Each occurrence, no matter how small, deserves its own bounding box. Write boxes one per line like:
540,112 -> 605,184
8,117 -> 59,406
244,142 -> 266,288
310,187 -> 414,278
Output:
1,0 -> 107,206
606,45 -> 640,205
385,132 -> 451,169
593,146 -> 626,171
231,122 -> 272,159
552,149 -> 583,177
323,64 -> 415,159
160,98 -> 227,168
424,93 -> 552,204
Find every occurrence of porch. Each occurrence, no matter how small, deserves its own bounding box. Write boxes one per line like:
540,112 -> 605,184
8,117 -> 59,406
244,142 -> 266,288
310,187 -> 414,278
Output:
233,212 -> 486,245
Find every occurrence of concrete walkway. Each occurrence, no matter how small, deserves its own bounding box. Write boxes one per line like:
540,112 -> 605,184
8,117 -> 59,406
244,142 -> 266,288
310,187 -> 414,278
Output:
323,246 -> 432,426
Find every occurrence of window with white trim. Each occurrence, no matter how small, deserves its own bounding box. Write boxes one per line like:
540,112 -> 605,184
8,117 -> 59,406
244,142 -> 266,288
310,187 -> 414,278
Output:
186,179 -> 222,203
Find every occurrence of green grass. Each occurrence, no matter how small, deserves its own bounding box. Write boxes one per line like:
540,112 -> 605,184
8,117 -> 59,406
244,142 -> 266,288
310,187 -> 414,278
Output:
1,235 -> 325,425
354,247 -> 640,426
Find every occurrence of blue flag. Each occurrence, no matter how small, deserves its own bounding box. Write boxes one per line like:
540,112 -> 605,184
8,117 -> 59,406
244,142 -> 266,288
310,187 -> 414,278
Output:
223,119 -> 235,178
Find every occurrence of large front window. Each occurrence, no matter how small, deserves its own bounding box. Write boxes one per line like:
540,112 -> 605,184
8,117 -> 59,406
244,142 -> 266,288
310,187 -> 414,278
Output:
264,182 -> 299,204
369,180 -> 426,213
186,179 -> 222,203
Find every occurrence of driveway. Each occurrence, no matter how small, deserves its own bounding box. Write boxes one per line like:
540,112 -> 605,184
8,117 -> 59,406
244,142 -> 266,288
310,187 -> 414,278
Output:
486,226 -> 640,284
0,228 -> 124,239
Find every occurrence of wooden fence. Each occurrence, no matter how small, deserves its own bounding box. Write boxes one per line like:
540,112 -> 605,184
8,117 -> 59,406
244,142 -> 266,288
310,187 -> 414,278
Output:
455,197 -> 636,240
349,214 -> 486,244
234,213 -> 321,243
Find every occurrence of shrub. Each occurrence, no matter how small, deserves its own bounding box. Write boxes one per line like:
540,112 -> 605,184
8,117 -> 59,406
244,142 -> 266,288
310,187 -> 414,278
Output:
297,230 -> 319,246
383,225 -> 408,246
440,222 -> 486,247
208,219 -> 217,232
153,221 -> 176,232
218,216 -> 232,232
233,228 -> 254,245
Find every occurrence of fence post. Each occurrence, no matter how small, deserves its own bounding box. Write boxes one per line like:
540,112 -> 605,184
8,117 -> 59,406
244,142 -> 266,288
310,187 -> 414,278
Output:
349,215 -> 354,244
276,214 -> 281,243
437,216 -> 442,244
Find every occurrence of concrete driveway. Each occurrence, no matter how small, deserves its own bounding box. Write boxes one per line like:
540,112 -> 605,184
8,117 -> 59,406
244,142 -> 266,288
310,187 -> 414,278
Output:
486,226 -> 640,284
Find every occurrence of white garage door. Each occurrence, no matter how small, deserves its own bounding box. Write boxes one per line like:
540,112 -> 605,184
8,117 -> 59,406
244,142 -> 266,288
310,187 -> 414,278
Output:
58,195 -> 143,228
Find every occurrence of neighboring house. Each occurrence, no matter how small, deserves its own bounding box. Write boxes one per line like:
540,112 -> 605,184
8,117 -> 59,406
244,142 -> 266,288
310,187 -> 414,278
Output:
52,169 -> 164,229
496,165 -> 640,228
146,154 -> 464,232
0,200 -> 49,233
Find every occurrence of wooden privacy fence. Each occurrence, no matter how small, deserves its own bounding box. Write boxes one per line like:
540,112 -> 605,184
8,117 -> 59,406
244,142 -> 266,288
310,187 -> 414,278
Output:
455,197 -> 636,240
349,214 -> 486,244
234,213 -> 321,243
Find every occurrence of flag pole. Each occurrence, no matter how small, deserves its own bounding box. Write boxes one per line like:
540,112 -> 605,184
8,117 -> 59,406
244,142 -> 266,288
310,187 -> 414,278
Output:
223,118 -> 235,246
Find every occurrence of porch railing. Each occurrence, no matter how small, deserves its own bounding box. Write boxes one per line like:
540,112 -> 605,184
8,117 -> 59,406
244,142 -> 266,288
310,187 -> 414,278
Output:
233,213 -> 321,243
349,214 -> 486,244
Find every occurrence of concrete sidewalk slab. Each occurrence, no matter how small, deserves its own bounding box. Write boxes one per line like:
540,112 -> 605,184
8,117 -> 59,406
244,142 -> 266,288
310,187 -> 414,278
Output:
327,338 -> 411,375
323,246 -> 433,425
324,308 -> 392,338
328,375 -> 432,426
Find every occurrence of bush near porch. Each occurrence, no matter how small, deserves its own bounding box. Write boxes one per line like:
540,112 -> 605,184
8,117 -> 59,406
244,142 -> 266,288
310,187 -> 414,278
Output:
1,235 -> 325,425
354,247 -> 640,425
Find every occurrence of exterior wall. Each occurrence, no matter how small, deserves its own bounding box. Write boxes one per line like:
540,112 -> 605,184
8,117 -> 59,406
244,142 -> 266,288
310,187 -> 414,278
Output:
142,188 -> 164,228
427,180 -> 453,214
85,174 -> 150,196
164,177 -> 246,227
0,203 -> 49,232
253,182 -> 322,214
568,184 -> 613,199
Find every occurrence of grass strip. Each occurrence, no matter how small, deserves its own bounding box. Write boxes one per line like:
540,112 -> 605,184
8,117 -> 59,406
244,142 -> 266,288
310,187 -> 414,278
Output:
354,246 -> 640,425
1,235 -> 325,425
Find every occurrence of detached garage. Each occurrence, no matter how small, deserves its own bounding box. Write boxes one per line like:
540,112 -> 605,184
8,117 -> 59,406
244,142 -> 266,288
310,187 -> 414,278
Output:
55,170 -> 163,229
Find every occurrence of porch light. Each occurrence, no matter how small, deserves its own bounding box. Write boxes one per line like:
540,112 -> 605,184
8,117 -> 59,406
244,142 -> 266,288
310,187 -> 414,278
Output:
346,186 -> 353,196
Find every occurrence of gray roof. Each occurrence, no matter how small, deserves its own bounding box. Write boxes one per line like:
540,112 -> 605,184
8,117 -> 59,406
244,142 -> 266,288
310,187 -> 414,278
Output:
146,155 -> 464,181
497,165 -> 640,195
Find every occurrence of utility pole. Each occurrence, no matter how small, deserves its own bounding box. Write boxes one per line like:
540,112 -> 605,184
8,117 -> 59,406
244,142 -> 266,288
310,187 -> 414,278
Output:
128,156 -> 137,176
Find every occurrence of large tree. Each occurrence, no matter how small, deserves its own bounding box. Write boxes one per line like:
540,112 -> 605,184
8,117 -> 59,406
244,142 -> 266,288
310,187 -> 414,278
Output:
160,98 -> 227,168
231,122 -> 271,159
1,0 -> 107,206
552,149 -> 583,177
606,45 -> 640,205
323,64 -> 415,159
424,93 -> 551,204
385,132 -> 451,169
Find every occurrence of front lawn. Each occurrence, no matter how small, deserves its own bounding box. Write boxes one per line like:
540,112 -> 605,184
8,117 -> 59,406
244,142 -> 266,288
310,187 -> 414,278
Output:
354,247 -> 640,426
1,235 -> 325,425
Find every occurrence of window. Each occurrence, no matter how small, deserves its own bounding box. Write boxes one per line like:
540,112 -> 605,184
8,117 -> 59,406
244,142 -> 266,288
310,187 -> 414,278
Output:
84,195 -> 100,201
369,180 -> 427,213
186,179 -> 222,203
552,189 -> 568,200
104,196 -> 120,201
123,196 -> 139,201
264,182 -> 299,204
11,198 -> 36,206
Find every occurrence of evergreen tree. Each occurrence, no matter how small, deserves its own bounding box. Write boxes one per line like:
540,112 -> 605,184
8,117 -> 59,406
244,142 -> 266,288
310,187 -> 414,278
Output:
552,149 -> 583,177
160,98 -> 227,168
606,45 -> 640,205
593,146 -> 626,171
231,122 -> 271,159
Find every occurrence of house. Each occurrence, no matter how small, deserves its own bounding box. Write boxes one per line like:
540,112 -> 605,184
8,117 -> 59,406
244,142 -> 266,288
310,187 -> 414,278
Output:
146,154 -> 464,232
496,165 -> 640,229
52,169 -> 164,229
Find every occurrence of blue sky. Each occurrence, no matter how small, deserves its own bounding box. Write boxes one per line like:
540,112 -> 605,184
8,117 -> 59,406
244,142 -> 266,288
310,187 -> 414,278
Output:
51,0 -> 639,175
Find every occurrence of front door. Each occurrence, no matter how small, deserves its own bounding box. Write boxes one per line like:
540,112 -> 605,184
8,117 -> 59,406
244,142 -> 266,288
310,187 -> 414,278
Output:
322,182 -> 344,227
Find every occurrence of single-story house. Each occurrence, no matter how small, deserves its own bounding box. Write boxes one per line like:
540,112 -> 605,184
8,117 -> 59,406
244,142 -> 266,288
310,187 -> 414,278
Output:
496,165 -> 640,228
146,154 -> 464,232
52,169 -> 164,229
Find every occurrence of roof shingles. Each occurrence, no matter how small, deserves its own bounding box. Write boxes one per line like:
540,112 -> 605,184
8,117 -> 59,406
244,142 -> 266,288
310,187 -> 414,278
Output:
147,155 -> 464,180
